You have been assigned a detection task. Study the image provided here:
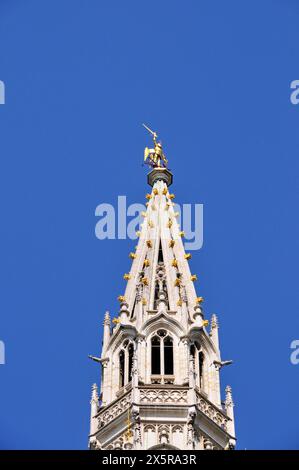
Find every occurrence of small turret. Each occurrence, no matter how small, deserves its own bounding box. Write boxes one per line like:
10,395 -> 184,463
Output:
210,314 -> 220,351
225,385 -> 236,443
102,311 -> 111,353
90,383 -> 99,436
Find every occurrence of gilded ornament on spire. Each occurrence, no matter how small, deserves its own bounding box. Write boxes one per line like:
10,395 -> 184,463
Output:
143,124 -> 168,169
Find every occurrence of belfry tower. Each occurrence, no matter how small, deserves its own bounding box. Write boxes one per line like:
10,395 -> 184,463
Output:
88,129 -> 236,450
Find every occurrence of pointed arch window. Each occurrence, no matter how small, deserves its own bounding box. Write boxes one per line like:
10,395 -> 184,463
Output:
190,342 -> 205,391
190,344 -> 196,358
151,336 -> 161,375
151,330 -> 174,380
198,351 -> 204,389
118,341 -> 134,390
119,350 -> 125,388
128,343 -> 134,382
164,336 -> 173,375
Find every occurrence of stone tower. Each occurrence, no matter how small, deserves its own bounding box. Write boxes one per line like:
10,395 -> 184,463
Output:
88,147 -> 236,450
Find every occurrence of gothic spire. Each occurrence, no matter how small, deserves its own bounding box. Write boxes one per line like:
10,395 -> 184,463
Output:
89,131 -> 236,451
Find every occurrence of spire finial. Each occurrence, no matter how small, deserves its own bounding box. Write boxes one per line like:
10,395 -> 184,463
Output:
211,314 -> 219,329
143,123 -> 168,169
104,310 -> 110,325
91,383 -> 99,401
225,385 -> 234,407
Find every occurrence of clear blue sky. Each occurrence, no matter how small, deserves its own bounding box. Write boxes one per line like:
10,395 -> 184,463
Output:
0,0 -> 299,450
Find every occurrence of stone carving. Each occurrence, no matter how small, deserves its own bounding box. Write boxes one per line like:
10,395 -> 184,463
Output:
228,438 -> 236,450
139,388 -> 187,404
102,426 -> 142,450
124,442 -> 133,450
172,424 -> 183,433
131,352 -> 138,377
98,392 -> 132,429
150,375 -> 175,385
187,422 -> 194,447
204,439 -> 213,450
144,424 -> 156,433
186,406 -> 196,448
158,425 -> 170,445
136,277 -> 144,302
89,439 -> 101,450
179,284 -> 188,303
103,435 -> 126,450
154,262 -> 168,309
114,439 -> 123,450
132,405 -> 142,448
196,391 -> 228,430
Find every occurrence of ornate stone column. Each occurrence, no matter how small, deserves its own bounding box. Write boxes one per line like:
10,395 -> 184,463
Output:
89,383 -> 99,436
101,359 -> 109,406
102,311 -> 111,354
225,385 -> 236,448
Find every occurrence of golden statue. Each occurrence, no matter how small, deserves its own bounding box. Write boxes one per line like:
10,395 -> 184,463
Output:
143,124 -> 168,168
